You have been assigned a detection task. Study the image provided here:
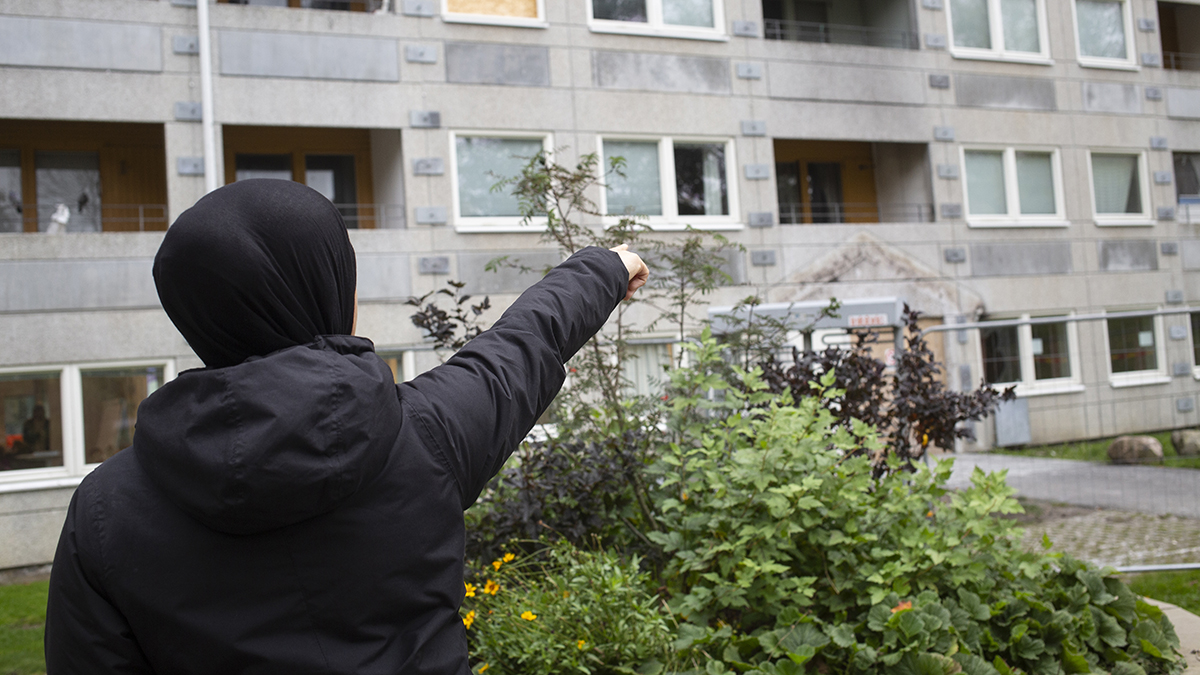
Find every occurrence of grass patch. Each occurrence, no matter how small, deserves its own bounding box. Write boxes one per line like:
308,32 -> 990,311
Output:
0,580 -> 47,675
995,430 -> 1200,469
1127,569 -> 1200,616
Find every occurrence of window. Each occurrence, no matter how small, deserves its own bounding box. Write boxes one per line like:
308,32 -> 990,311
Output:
961,147 -> 1064,226
36,151 -> 102,233
588,0 -> 725,40
220,0 -> 383,11
1073,0 -> 1134,67
599,136 -> 739,229
0,361 -> 174,485
1105,313 -> 1169,386
1192,312 -> 1200,372
621,342 -> 674,396
0,149 -> 21,233
1088,151 -> 1152,225
450,132 -> 551,231
948,0 -> 1049,61
979,316 -> 1081,394
442,0 -> 545,26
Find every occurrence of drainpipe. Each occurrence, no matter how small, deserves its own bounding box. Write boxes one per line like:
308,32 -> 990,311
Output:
197,0 -> 218,193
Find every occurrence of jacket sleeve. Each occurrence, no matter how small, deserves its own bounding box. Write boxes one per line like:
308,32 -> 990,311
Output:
45,489 -> 154,675
401,246 -> 628,509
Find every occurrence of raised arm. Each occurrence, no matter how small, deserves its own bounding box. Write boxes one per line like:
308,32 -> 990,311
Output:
401,245 -> 646,509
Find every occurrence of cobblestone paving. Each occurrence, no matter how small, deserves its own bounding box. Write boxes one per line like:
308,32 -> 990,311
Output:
1016,506 -> 1200,568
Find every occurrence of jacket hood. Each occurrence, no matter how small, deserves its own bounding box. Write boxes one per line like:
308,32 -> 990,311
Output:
134,336 -> 400,535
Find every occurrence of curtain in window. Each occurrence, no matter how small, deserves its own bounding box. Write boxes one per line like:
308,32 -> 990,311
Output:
0,149 -> 21,233
674,143 -> 727,217
1015,152 -> 1055,214
1076,0 -> 1126,59
1091,154 -> 1141,214
981,326 -> 1020,384
951,0 -> 991,48
456,137 -> 542,218
663,0 -> 714,27
965,151 -> 1007,215
36,151 -> 101,233
593,0 -> 647,21
1001,0 -> 1040,52
1175,152 -> 1200,200
446,0 -> 538,17
603,141 -> 662,216
1031,321 -> 1070,379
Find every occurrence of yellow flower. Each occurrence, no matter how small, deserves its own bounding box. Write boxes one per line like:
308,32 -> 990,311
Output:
502,552 -> 515,562
577,640 -> 587,650
520,611 -> 538,621
464,583 -> 476,598
463,610 -> 476,630
483,580 -> 500,596
492,559 -> 503,571
562,590 -> 570,599
478,664 -> 490,673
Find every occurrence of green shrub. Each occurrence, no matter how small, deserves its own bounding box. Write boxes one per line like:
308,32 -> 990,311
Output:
463,541 -> 673,675
652,335 -> 1184,675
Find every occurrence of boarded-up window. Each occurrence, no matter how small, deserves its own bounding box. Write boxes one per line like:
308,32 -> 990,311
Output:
446,0 -> 538,18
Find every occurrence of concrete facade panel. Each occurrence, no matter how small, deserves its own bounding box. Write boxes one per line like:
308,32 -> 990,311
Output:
0,488 -> 73,569
0,16 -> 161,73
445,42 -> 549,87
1166,87 -> 1200,119
1098,240 -> 1158,272
0,68 -> 187,122
954,74 -> 1056,111
969,242 -> 1072,277
218,30 -> 399,82
770,63 -> 925,105
1181,240 -> 1200,270
0,310 -> 190,368
591,50 -> 730,95
356,253 -> 413,301
1081,82 -> 1142,115
0,259 -> 157,312
457,250 -> 560,295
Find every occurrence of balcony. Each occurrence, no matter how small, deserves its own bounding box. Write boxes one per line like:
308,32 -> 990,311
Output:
774,139 -> 933,224
1158,2 -> 1200,71
764,18 -> 918,49
219,0 -> 386,11
762,0 -> 918,50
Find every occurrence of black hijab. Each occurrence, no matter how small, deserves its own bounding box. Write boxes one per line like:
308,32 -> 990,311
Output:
153,179 -> 357,369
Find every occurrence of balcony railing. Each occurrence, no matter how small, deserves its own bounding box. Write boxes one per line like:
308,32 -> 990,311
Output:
1179,202 -> 1200,225
1164,52 -> 1200,71
764,19 -> 919,50
0,205 -> 169,233
778,202 -> 934,224
223,0 -> 386,11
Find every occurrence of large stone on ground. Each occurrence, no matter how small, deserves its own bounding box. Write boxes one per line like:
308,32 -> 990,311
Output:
1107,436 -> 1164,464
1171,429 -> 1200,457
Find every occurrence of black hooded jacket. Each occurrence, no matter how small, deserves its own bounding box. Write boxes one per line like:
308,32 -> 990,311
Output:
44,234 -> 629,672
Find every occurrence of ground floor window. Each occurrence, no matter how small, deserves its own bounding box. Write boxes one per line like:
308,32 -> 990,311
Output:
979,316 -> 1079,394
1,372 -> 63,473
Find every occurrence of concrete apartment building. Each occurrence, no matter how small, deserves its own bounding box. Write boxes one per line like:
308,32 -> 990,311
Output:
1,0 -> 1199,569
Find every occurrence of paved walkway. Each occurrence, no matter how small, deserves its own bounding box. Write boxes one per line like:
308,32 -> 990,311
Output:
944,453 -> 1200,519
1144,599 -> 1200,671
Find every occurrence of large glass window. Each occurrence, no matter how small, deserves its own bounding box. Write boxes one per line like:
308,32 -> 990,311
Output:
1090,152 -> 1149,222
1031,321 -> 1070,380
590,0 -> 721,36
1108,316 -> 1157,374
1175,152 -> 1200,204
305,154 -> 358,225
963,147 -> 1062,225
950,0 -> 1045,58
1075,0 -> 1130,62
454,136 -> 545,220
444,0 -> 543,24
981,326 -> 1021,384
36,151 -> 101,233
1,372 -> 62,473
603,141 -> 662,216
82,367 -> 163,465
599,137 -> 735,228
0,149 -> 21,233
235,154 -> 292,182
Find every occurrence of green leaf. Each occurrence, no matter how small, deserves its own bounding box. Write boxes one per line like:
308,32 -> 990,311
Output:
780,623 -> 829,652
897,611 -> 927,640
952,653 -> 1001,675
1091,606 -> 1127,648
957,589 -> 991,622
868,604 -> 893,631
1109,663 -> 1147,675
786,645 -> 816,666
827,624 -> 856,648
1139,638 -> 1163,659
893,652 -> 964,675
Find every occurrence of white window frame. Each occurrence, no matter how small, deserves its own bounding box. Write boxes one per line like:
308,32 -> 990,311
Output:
960,146 -> 1067,228
945,0 -> 1052,64
976,315 -> 1085,397
585,0 -> 727,41
1070,0 -> 1138,70
0,358 -> 176,492
449,130 -> 553,233
1102,310 -> 1170,388
597,135 -> 741,231
440,0 -> 548,28
1086,149 -> 1154,226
